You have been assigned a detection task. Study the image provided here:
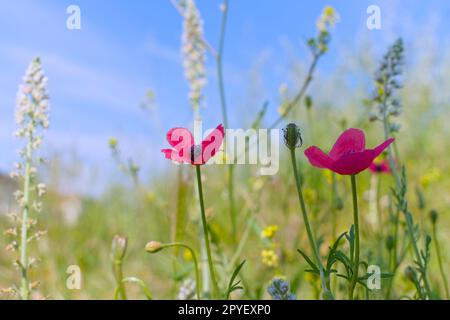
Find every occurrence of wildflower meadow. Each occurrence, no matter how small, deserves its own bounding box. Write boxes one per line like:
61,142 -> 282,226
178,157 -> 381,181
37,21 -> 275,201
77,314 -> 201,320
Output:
0,1 -> 449,305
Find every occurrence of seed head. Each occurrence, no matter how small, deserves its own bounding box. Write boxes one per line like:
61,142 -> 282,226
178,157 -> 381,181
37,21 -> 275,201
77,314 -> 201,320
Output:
283,123 -> 302,150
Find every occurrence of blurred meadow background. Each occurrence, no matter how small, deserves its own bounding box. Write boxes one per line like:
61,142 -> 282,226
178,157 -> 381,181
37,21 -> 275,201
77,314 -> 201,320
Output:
0,0 -> 450,299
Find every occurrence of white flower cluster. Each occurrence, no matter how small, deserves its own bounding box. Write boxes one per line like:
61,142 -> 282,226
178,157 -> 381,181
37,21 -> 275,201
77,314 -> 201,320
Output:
8,57 -> 49,240
180,0 -> 207,118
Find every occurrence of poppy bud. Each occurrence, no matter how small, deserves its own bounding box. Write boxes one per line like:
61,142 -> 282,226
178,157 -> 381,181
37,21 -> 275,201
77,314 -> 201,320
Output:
404,266 -> 416,282
305,95 -> 313,110
283,123 -> 302,150
145,241 -> 163,253
386,235 -> 394,251
429,209 -> 438,225
335,196 -> 344,210
111,235 -> 128,261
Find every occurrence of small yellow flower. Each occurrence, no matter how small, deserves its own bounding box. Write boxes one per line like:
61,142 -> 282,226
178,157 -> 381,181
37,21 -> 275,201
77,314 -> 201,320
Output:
303,187 -> 317,203
261,225 -> 279,240
322,169 -> 341,184
108,137 -> 118,149
303,272 -> 317,283
420,168 -> 441,188
261,249 -> 279,268
183,248 -> 193,261
316,6 -> 340,32
252,177 -> 265,192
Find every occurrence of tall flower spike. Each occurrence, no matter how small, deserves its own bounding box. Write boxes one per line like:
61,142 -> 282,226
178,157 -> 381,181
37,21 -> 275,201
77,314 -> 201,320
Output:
10,57 -> 49,300
370,38 -> 404,132
181,0 -> 207,119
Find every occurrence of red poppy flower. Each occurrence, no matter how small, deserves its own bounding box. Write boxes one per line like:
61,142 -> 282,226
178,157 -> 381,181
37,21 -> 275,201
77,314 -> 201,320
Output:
304,128 -> 394,175
369,158 -> 391,174
161,124 -> 224,165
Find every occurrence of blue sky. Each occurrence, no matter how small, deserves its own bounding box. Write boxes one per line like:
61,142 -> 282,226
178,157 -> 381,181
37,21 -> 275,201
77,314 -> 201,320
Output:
0,0 -> 449,192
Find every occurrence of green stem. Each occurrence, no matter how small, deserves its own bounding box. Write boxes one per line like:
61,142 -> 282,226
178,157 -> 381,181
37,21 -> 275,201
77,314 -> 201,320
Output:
195,165 -> 219,299
331,172 -> 337,242
233,50 -> 323,165
289,149 -> 332,298
216,0 -> 236,241
269,52 -> 321,129
19,140 -> 32,300
113,259 -> 127,300
386,206 -> 400,299
432,223 -> 450,299
162,243 -> 201,300
348,174 -> 360,300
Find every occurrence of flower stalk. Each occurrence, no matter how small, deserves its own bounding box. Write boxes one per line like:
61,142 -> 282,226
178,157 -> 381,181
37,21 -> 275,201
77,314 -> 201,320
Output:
430,211 -> 449,299
348,174 -> 360,300
9,57 -> 50,300
111,235 -> 128,300
195,165 -> 219,299
146,241 -> 201,299
289,148 -> 332,298
216,0 -> 236,241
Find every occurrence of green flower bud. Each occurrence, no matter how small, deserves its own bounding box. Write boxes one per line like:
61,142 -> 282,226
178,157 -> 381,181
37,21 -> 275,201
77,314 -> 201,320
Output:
386,235 -> 395,251
404,266 -> 416,282
145,241 -> 163,253
429,209 -> 438,225
305,95 -> 313,110
283,123 -> 302,150
111,235 -> 128,261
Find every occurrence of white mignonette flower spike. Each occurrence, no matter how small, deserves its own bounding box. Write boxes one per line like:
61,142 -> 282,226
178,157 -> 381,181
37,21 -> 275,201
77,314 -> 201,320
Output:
181,0 -> 207,119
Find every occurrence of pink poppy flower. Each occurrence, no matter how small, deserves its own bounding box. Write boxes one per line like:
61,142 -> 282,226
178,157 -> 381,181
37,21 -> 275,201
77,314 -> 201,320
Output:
369,158 -> 391,174
161,124 -> 224,165
304,128 -> 394,175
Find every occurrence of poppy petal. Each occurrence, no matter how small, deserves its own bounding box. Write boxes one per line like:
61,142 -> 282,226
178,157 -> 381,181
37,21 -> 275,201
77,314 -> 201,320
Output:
332,150 -> 376,175
201,124 -> 225,164
161,148 -> 191,163
372,138 -> 395,158
166,127 -> 194,149
304,146 -> 334,169
161,149 -> 174,160
329,128 -> 366,160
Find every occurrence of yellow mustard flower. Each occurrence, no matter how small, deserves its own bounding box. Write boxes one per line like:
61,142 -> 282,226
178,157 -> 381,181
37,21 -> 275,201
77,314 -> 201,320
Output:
303,187 -> 317,203
261,249 -> 279,268
261,225 -> 279,240
183,248 -> 193,261
420,168 -> 441,188
322,169 -> 341,184
317,6 -> 340,32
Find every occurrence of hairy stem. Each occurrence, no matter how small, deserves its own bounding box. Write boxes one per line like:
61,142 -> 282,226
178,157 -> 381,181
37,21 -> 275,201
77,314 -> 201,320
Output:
216,0 -> 237,241
348,174 -> 360,300
163,243 -> 201,300
19,139 -> 32,300
195,165 -> 219,299
432,223 -> 450,299
290,149 -> 332,298
113,258 -> 127,300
